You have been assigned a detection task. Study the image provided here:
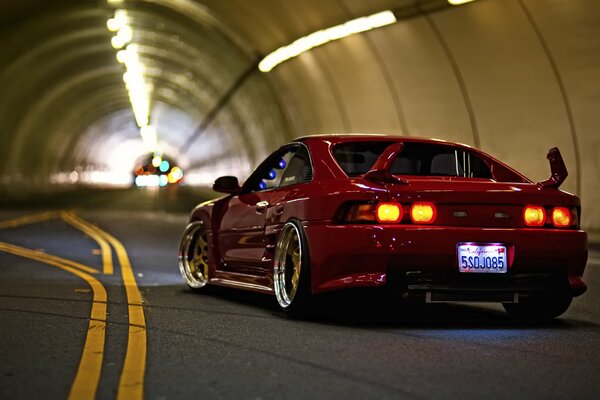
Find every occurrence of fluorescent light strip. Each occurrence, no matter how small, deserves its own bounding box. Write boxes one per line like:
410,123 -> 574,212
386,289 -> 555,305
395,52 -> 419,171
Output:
107,10 -> 157,153
258,10 -> 396,72
448,0 -> 476,5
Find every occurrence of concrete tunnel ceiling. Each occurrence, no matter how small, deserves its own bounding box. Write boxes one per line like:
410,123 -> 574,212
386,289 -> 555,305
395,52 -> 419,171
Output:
0,0 -> 599,232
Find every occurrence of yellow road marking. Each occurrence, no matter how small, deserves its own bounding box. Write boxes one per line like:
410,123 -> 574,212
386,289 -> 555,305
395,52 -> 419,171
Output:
0,241 -> 99,275
0,211 -> 60,230
64,212 -> 146,400
0,243 -> 107,400
61,212 -> 114,275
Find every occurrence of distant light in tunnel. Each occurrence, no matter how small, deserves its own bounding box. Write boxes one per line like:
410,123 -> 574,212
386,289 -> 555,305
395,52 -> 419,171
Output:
135,174 -> 160,187
448,0 -> 476,5
152,155 -> 162,168
159,160 -> 170,172
258,10 -> 397,72
167,166 -> 184,184
159,175 -> 168,187
69,171 -> 79,183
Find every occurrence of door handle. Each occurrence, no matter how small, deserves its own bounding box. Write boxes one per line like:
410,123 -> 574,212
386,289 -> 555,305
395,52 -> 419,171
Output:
256,201 -> 269,213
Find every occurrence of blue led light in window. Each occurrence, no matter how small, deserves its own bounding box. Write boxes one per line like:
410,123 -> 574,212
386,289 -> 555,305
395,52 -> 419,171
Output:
267,169 -> 277,180
277,159 -> 286,169
259,181 -> 267,190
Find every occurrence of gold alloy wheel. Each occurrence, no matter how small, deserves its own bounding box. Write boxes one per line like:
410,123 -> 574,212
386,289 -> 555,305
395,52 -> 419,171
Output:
178,221 -> 209,289
274,222 -> 303,308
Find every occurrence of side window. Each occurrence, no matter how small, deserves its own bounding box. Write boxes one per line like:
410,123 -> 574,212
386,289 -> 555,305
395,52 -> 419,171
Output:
280,146 -> 312,187
243,148 -> 297,193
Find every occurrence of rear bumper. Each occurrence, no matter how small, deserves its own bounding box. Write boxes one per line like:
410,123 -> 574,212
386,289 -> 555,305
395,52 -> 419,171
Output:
303,222 -> 588,297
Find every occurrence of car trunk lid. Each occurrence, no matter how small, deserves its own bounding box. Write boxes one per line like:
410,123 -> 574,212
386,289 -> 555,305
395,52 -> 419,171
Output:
384,178 -> 576,228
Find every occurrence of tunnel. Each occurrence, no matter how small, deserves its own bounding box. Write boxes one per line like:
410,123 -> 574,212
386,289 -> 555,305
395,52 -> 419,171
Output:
1,1 -> 599,399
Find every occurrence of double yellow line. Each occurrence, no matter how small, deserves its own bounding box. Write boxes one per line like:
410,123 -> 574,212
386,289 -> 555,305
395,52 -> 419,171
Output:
62,212 -> 147,400
0,211 -> 147,399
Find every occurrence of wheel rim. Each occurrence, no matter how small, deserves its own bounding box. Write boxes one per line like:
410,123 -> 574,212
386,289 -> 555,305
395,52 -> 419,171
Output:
274,223 -> 302,308
178,222 -> 209,288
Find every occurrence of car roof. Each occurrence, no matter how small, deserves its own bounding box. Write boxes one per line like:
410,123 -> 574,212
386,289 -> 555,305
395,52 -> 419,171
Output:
294,134 -> 476,150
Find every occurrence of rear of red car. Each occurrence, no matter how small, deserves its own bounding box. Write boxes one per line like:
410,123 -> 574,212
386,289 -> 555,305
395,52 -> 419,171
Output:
300,136 -> 587,319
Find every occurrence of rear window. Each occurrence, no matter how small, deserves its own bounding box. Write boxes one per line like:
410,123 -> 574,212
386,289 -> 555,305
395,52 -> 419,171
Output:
333,141 -> 492,179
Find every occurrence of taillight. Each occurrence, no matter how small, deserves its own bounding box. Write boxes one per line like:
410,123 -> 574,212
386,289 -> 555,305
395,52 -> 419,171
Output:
376,203 -> 402,223
342,203 -> 376,222
523,206 -> 546,227
410,203 -> 437,224
552,207 -> 572,228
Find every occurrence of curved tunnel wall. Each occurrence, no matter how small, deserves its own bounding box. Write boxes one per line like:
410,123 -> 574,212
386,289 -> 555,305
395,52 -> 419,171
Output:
208,0 -> 600,231
0,0 -> 598,233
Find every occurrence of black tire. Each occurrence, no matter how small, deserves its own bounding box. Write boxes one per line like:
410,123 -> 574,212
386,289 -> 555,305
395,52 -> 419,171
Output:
503,290 -> 573,321
273,219 -> 312,315
178,221 -> 210,290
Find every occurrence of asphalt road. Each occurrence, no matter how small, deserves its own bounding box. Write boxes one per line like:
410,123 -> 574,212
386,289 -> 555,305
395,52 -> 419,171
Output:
1,201 -> 599,399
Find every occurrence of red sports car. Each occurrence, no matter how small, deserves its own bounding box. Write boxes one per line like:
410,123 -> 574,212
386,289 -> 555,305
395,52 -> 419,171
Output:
178,135 -> 588,320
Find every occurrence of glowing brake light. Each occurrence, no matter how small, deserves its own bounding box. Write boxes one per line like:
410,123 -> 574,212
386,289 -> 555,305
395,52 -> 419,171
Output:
410,203 -> 437,224
552,207 -> 572,228
523,206 -> 546,227
376,203 -> 402,223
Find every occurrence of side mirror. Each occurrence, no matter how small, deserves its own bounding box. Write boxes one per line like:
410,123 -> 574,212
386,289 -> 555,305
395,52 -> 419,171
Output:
213,176 -> 240,194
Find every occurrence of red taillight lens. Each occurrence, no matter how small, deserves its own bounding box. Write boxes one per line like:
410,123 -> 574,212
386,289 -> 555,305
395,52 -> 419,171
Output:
552,207 -> 572,228
376,202 -> 402,223
410,203 -> 437,224
523,206 -> 546,227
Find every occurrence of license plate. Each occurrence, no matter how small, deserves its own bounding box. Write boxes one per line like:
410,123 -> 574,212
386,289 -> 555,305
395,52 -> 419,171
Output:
457,243 -> 507,273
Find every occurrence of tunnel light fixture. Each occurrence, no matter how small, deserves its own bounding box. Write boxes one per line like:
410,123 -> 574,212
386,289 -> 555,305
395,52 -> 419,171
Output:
258,10 -> 397,72
120,44 -> 153,142
111,25 -> 132,49
122,47 -> 152,128
448,0 -> 476,5
107,9 -> 128,32
107,9 -> 159,155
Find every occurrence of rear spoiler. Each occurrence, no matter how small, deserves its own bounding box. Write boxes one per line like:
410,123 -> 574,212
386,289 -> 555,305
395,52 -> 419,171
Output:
364,142 -> 408,184
538,147 -> 568,189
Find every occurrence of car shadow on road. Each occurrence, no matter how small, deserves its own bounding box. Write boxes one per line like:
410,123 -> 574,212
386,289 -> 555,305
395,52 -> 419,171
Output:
169,285 -> 597,330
